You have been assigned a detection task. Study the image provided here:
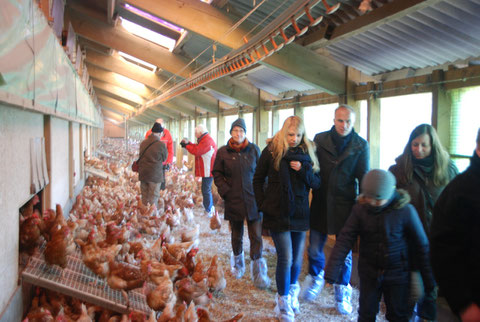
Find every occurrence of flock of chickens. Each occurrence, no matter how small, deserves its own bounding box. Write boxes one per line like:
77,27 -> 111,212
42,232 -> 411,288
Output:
19,138 -> 236,322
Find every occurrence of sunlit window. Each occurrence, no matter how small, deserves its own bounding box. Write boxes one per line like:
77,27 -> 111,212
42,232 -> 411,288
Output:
224,114 -> 238,144
121,18 -> 176,51
449,86 -> 480,171
209,117 -> 217,144
379,93 -> 432,170
243,113 -> 254,143
200,0 -> 213,3
118,51 -> 157,72
303,103 -> 337,140
278,108 -> 294,132
359,100 -> 368,140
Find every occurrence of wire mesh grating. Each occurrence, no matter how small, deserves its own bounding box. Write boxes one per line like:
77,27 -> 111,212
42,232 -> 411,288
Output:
22,245 -> 151,315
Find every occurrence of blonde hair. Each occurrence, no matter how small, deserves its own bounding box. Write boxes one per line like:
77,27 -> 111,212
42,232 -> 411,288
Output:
271,116 -> 320,173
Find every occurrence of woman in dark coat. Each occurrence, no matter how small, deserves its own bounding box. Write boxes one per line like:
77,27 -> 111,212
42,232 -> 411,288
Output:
389,124 -> 457,320
253,116 -> 320,322
325,169 -> 436,322
212,118 -> 270,289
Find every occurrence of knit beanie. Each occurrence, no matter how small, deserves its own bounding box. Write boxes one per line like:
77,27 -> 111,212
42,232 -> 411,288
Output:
230,118 -> 247,133
361,169 -> 396,200
151,122 -> 164,133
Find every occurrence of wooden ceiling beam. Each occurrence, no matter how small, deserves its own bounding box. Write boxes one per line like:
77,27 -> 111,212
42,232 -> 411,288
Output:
87,63 -> 153,98
93,79 -> 145,106
97,94 -> 136,113
126,0 -> 346,94
305,0 -> 444,49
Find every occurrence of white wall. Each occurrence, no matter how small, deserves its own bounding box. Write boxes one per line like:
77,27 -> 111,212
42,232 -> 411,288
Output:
0,105 -> 44,315
49,118 -> 70,208
72,123 -> 80,187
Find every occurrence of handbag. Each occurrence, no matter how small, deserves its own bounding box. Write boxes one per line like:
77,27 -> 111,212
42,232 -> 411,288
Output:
132,140 -> 158,172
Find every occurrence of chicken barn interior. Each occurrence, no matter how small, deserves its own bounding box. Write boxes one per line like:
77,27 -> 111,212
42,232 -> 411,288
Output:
1,0 -> 480,321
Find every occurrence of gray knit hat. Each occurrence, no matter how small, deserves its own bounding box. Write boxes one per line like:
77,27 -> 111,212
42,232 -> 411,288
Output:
230,118 -> 247,133
361,169 -> 396,200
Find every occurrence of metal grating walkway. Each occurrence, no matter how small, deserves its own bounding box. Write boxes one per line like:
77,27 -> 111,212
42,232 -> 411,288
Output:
22,245 -> 150,315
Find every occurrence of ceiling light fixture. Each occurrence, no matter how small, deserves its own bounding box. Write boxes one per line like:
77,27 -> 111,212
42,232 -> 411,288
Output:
121,17 -> 176,51
118,51 -> 157,72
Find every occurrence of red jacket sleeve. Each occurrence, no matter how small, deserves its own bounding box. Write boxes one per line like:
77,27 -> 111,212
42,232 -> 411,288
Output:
161,129 -> 174,164
185,134 -> 215,156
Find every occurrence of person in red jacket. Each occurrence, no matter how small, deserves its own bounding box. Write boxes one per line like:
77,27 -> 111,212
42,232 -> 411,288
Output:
181,124 -> 217,216
145,118 -> 174,189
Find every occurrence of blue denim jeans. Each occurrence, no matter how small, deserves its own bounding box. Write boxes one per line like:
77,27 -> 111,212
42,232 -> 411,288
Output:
359,277 -> 410,322
307,229 -> 352,285
201,177 -> 213,212
271,231 -> 307,296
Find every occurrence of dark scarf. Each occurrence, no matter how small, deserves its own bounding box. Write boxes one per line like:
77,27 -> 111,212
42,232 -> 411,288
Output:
228,138 -> 249,152
412,154 -> 434,175
330,126 -> 353,155
279,146 -> 312,217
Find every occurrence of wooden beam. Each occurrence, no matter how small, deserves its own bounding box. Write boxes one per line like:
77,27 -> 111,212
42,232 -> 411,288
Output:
87,63 -> 153,98
107,0 -> 116,25
78,37 -> 112,55
125,0 -> 346,94
98,99 -> 132,116
149,105 -> 179,119
85,50 -> 164,88
308,0 -> 444,49
97,94 -> 136,113
92,79 -> 145,106
68,8 -> 192,78
159,100 -> 196,117
181,91 -> 221,114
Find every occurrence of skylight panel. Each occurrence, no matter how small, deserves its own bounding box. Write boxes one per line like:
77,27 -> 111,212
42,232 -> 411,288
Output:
121,18 -> 176,52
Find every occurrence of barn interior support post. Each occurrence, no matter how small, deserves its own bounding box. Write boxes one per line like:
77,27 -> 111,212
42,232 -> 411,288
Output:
367,82 -> 381,169
217,101 -> 225,146
293,95 -> 304,120
256,90 -> 270,150
431,69 -> 451,151
345,66 -> 361,131
79,124 -> 85,181
176,118 -> 184,169
272,107 -> 280,135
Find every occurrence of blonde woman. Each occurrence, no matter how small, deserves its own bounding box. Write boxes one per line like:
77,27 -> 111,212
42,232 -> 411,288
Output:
253,116 -> 320,322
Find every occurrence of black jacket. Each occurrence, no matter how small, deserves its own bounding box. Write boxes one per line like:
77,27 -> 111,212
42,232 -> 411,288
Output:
212,141 -> 261,222
253,144 -> 321,232
325,190 -> 435,290
430,151 -> 480,315
310,129 -> 369,234
389,157 -> 458,235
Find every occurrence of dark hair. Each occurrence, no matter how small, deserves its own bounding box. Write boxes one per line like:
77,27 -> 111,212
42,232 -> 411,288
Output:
399,124 -> 451,186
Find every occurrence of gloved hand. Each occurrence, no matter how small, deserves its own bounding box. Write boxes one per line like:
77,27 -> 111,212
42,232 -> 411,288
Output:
163,164 -> 170,171
180,139 -> 190,148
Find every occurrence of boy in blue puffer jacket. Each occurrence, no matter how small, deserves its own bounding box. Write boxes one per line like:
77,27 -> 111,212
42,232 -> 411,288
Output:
324,169 -> 436,321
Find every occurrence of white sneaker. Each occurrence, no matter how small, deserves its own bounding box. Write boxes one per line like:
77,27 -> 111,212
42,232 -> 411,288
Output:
300,271 -> 325,302
334,284 -> 353,315
205,206 -> 215,218
289,283 -> 301,314
274,293 -> 294,322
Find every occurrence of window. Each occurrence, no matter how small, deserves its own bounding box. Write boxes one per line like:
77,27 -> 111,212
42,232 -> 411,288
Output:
303,103 -> 337,140
278,108 -> 294,132
243,113 -> 253,142
121,18 -> 176,51
379,93 -> 432,170
209,117 -> 217,144
358,100 -> 368,140
449,86 -> 480,171
224,114 -> 237,144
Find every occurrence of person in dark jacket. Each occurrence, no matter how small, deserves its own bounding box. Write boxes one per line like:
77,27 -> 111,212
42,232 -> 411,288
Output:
253,116 -> 320,322
430,128 -> 480,321
138,122 -> 168,207
212,118 -> 270,289
325,169 -> 436,322
302,105 -> 369,315
389,124 -> 457,321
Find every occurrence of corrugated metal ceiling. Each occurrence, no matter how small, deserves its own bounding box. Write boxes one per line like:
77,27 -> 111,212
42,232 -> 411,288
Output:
325,0 -> 480,75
